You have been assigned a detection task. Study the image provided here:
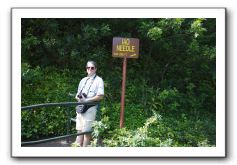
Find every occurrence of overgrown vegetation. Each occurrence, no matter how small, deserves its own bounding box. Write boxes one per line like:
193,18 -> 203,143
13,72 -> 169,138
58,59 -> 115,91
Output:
21,18 -> 216,146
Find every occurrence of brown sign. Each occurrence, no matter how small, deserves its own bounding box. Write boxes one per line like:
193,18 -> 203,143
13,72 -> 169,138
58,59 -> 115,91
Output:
112,37 -> 139,58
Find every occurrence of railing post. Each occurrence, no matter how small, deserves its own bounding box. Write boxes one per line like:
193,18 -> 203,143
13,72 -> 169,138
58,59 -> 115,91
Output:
66,100 -> 71,144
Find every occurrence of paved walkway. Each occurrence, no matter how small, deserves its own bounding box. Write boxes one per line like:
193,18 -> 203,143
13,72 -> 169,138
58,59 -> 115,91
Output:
22,136 -> 76,147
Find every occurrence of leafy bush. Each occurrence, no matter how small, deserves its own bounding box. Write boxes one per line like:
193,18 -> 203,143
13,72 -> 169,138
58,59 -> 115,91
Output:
21,65 -> 81,140
101,113 -> 173,147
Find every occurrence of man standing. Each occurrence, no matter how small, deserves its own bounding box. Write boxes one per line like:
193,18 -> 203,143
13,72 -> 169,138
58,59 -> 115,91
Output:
74,61 -> 104,147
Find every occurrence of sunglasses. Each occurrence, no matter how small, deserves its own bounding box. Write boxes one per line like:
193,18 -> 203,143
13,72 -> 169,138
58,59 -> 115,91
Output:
86,66 -> 95,70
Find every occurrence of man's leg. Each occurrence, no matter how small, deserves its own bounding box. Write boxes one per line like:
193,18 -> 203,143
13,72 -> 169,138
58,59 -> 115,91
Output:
75,113 -> 84,146
76,130 -> 84,147
83,133 -> 92,147
82,106 -> 97,147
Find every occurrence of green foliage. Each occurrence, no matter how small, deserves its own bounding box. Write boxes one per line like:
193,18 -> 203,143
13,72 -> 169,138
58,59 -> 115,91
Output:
21,18 -> 216,146
21,65 -> 81,140
90,114 -> 110,147
190,18 -> 207,38
147,27 -> 163,40
102,113 -> 169,147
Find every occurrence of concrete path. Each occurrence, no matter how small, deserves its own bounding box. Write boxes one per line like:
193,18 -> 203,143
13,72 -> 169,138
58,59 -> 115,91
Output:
22,136 -> 76,147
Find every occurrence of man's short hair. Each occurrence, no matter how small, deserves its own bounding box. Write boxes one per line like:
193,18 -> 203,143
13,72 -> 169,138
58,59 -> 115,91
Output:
87,61 -> 97,68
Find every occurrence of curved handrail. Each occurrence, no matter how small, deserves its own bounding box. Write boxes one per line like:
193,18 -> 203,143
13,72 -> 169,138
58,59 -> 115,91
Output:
21,101 -> 99,146
21,101 -> 99,110
21,131 -> 92,146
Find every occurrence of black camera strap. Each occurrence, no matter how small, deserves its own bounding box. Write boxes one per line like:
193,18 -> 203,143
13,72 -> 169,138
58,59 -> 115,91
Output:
79,74 -> 97,97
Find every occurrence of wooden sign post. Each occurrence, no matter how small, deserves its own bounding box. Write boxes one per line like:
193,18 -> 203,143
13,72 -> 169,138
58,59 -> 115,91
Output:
112,37 -> 139,128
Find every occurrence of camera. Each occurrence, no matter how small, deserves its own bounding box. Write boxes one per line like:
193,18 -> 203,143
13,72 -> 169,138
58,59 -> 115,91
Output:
77,93 -> 87,99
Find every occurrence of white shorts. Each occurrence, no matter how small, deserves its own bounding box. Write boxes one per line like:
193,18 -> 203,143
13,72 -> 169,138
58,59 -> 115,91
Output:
76,105 -> 97,132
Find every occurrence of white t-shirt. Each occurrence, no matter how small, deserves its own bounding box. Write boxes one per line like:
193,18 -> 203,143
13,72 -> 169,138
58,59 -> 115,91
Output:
76,74 -> 104,98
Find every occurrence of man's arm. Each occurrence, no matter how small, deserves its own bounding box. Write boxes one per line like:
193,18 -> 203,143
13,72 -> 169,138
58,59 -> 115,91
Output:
84,95 -> 104,102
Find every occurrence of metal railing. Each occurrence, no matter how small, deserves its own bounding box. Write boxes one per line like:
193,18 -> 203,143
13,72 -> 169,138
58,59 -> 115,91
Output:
21,101 -> 99,146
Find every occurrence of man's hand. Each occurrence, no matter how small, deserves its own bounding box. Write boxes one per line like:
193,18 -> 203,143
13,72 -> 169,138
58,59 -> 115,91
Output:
75,95 -> 80,102
79,94 -> 88,103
